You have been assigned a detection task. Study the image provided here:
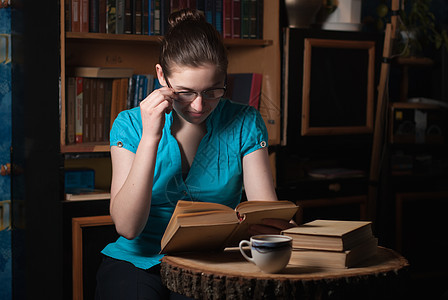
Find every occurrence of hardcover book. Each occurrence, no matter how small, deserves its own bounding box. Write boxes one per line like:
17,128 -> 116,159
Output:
289,237 -> 378,269
160,200 -> 298,254
67,77 -> 76,144
282,219 -> 373,251
226,73 -> 262,109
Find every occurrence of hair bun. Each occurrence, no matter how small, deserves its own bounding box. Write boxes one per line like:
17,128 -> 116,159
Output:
168,8 -> 206,28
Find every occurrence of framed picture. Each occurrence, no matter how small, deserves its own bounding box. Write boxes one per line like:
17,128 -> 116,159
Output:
301,38 -> 375,136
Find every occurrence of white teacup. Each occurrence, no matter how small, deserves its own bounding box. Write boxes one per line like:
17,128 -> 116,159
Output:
239,234 -> 292,273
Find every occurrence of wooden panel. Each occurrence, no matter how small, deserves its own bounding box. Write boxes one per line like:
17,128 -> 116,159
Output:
72,215 -> 116,300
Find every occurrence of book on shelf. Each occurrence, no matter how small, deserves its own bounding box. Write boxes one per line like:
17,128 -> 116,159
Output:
81,0 -> 89,32
89,0 -> 99,33
66,77 -> 77,145
82,78 -> 91,142
70,67 -> 134,79
89,78 -> 98,142
65,188 -> 111,201
71,0 -> 80,32
281,219 -> 373,251
232,0 -> 241,38
223,0 -> 232,38
226,73 -> 262,109
160,200 -> 299,254
288,236 -> 378,269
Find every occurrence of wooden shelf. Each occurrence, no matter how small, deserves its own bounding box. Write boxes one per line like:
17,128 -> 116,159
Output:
61,142 -> 110,153
394,56 -> 434,66
66,32 -> 273,47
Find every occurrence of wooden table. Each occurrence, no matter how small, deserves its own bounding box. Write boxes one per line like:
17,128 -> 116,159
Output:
161,247 -> 409,300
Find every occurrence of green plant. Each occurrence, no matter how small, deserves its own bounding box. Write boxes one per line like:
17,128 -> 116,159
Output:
398,0 -> 448,55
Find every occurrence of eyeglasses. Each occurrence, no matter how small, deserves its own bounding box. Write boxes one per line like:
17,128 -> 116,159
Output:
164,76 -> 227,103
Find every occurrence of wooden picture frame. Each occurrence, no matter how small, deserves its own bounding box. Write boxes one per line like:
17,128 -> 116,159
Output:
301,38 -> 376,136
72,215 -> 115,300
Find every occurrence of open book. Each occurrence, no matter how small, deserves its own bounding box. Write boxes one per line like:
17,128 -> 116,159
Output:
160,200 -> 299,254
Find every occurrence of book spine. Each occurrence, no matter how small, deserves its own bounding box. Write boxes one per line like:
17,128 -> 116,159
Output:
89,79 -> 97,142
82,78 -> 90,143
160,0 -> 169,35
231,0 -> 241,39
204,0 -> 213,25
71,0 -> 80,32
119,78 -> 129,113
223,0 -> 232,39
143,0 -> 149,35
248,0 -> 257,39
65,0 -> 72,32
103,79 -> 113,141
134,0 -> 142,34
89,0 -> 100,33
256,0 -> 263,39
80,0 -> 89,32
67,77 -> 76,145
240,0 -> 250,39
96,79 -> 105,142
74,77 -> 83,144
153,0 -> 160,35
99,0 -> 107,33
214,0 -> 223,34
127,76 -> 135,109
149,0 -> 154,35
110,78 -> 121,130
116,0 -> 125,34
249,73 -> 262,109
124,0 -> 133,34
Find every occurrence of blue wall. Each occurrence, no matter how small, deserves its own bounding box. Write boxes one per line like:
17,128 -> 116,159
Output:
0,6 -> 12,300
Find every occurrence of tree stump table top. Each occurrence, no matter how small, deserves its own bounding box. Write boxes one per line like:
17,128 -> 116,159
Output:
161,246 -> 409,300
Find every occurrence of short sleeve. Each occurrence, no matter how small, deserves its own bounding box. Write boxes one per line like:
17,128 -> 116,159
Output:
240,107 -> 269,157
109,108 -> 142,153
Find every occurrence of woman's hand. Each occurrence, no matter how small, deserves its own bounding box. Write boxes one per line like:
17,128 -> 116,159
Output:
139,86 -> 176,140
248,218 -> 298,236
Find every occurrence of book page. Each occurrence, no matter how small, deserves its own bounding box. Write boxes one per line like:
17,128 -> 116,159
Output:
225,205 -> 298,246
161,223 -> 238,254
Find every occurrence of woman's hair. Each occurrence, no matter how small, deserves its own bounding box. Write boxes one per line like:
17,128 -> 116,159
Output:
159,8 -> 228,77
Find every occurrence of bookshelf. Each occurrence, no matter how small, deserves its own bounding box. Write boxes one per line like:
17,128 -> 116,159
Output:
60,1 -> 281,154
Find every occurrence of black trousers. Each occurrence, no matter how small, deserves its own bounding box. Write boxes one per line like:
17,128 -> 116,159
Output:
95,256 -> 194,300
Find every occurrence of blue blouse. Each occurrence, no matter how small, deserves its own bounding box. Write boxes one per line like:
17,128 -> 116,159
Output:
101,99 -> 268,269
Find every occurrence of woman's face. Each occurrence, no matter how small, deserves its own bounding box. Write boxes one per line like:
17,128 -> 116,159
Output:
163,64 -> 226,125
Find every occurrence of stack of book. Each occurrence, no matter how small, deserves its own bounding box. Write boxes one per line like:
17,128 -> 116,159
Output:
282,219 -> 378,269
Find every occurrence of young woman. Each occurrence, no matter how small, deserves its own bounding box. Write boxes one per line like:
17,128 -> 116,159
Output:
95,8 -> 294,300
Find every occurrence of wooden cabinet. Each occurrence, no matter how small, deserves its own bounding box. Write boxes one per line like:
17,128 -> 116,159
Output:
278,28 -> 382,223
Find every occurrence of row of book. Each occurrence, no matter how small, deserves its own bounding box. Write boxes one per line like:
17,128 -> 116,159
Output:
66,66 -> 263,145
282,219 -> 378,269
66,0 -> 264,39
66,67 -> 160,144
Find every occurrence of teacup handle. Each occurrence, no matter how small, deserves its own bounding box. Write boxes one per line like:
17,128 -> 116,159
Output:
239,240 -> 255,263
